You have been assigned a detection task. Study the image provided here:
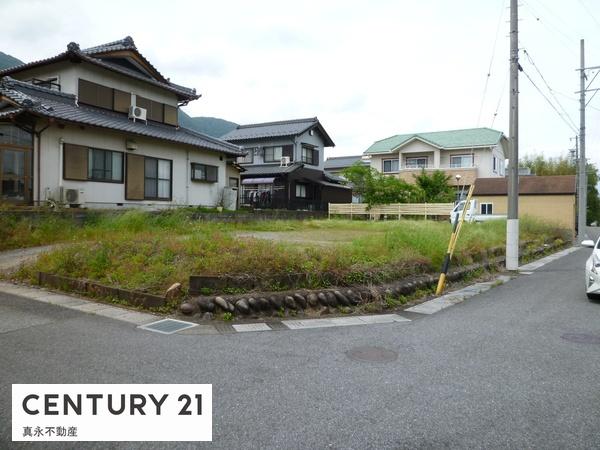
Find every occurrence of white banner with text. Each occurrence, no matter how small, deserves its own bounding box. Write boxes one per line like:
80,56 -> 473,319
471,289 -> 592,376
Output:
12,384 -> 212,441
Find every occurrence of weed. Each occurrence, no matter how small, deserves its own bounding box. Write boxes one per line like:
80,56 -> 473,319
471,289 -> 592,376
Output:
222,312 -> 233,321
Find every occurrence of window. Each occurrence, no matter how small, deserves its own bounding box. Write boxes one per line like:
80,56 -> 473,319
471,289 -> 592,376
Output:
238,148 -> 254,164
405,157 -> 428,169
264,146 -> 283,163
493,156 -> 497,172
228,177 -> 239,188
481,203 -> 493,215
144,157 -> 172,200
295,183 -> 307,198
88,148 -> 123,182
382,159 -> 399,173
78,79 -> 113,110
301,146 -> 317,165
450,154 -> 474,168
164,105 -> 178,126
191,163 -> 218,182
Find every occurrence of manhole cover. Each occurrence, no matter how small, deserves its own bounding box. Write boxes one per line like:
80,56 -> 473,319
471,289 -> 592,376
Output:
346,346 -> 398,362
561,333 -> 600,345
138,319 -> 197,335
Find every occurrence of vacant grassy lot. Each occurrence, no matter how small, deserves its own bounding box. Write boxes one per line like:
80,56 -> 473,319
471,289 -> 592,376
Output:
3,209 -> 568,295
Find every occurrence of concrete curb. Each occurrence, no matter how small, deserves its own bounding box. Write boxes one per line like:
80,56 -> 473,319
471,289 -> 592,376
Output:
0,281 -> 159,325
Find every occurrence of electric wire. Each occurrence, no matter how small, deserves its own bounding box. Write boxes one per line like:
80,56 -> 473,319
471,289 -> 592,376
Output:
522,48 -> 579,130
576,0 -> 600,32
477,0 -> 506,126
521,68 -> 579,133
491,71 -> 509,128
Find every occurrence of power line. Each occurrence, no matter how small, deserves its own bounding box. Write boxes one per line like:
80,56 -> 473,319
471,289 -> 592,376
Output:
477,0 -> 506,126
491,71 -> 509,127
521,48 -> 579,130
576,0 -> 600,32
521,0 -> 578,58
521,67 -> 579,133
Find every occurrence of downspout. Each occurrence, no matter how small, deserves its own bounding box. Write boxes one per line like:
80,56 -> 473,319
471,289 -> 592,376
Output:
59,137 -> 64,189
33,121 -> 51,206
185,149 -> 190,205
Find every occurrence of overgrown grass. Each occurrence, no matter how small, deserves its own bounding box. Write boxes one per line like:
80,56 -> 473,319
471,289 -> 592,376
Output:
6,209 -> 569,296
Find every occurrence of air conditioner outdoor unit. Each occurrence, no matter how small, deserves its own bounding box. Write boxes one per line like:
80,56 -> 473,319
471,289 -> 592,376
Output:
57,187 -> 85,206
129,105 -> 147,122
280,156 -> 290,167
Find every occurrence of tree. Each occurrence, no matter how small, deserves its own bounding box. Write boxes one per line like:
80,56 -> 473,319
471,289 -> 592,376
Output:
520,154 -> 600,225
413,170 -> 455,203
341,162 -> 418,206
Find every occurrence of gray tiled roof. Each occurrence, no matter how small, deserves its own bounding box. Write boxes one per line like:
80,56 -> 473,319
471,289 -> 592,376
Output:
81,36 -> 137,54
324,155 -> 369,170
0,39 -> 198,100
0,77 -> 243,156
222,117 -> 335,147
240,163 -> 303,176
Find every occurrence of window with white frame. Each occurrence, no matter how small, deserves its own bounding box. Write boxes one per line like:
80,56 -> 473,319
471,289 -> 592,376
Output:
382,159 -> 399,173
264,146 -> 283,162
405,157 -> 428,169
450,154 -> 474,168
295,182 -> 307,198
480,203 -> 493,215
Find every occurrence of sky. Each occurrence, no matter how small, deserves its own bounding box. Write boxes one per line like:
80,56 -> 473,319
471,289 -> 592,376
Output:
3,0 -> 600,165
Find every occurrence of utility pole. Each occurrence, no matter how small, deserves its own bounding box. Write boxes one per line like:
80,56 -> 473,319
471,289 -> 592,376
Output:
506,0 -> 519,270
578,39 -> 587,241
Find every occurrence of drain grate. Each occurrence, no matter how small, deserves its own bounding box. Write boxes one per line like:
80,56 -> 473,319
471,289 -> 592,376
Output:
346,346 -> 398,363
561,333 -> 600,345
138,319 -> 197,335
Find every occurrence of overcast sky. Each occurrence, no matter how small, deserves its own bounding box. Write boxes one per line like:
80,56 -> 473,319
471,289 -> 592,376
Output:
3,0 -> 600,165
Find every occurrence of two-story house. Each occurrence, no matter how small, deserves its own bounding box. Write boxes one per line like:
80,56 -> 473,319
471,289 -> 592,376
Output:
221,117 -> 351,210
0,37 -> 244,208
364,127 -> 508,193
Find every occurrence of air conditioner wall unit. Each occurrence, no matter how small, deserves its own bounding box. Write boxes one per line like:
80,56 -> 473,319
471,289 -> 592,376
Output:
129,105 -> 147,122
280,156 -> 290,167
55,187 -> 85,206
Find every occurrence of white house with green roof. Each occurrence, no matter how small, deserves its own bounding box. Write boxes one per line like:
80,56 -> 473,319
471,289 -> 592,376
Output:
363,127 -> 508,189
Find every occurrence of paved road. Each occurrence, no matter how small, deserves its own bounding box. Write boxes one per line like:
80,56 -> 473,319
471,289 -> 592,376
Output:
1,248 -> 599,449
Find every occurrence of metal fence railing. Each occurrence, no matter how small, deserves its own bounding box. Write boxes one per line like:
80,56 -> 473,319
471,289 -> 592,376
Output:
328,202 -> 454,219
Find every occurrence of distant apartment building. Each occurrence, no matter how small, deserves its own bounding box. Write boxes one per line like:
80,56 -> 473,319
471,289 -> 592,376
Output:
363,127 -> 508,192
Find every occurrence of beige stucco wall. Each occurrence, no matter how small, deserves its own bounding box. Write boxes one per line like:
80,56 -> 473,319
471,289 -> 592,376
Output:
34,123 -> 235,208
368,141 -> 505,181
473,194 -> 576,232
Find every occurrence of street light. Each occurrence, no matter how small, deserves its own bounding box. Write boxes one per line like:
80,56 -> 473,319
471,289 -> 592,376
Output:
455,174 -> 464,201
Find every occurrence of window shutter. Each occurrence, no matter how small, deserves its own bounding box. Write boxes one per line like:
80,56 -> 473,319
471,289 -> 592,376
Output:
63,144 -> 88,180
312,149 -> 319,165
149,100 -> 164,122
126,154 -> 145,200
114,90 -> 131,113
282,145 -> 293,161
164,105 -> 178,126
136,96 -> 151,112
78,79 -> 96,106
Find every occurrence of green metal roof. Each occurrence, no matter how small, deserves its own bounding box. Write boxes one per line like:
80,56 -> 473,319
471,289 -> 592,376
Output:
364,127 -> 505,154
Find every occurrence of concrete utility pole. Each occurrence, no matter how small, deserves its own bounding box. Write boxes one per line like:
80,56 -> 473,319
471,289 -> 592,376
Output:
506,0 -> 519,270
578,39 -> 587,240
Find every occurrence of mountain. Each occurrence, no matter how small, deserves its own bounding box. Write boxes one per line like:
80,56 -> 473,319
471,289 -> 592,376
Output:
0,52 -> 236,139
0,52 -> 23,70
178,110 -> 237,138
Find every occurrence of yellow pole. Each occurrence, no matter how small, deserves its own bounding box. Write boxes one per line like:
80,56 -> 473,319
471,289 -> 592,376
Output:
435,184 -> 475,295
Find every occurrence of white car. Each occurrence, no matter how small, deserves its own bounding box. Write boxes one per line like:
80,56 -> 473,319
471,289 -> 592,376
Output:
582,239 -> 600,299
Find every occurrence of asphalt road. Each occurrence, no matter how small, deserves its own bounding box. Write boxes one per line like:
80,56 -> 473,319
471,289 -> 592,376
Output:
1,248 -> 599,449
